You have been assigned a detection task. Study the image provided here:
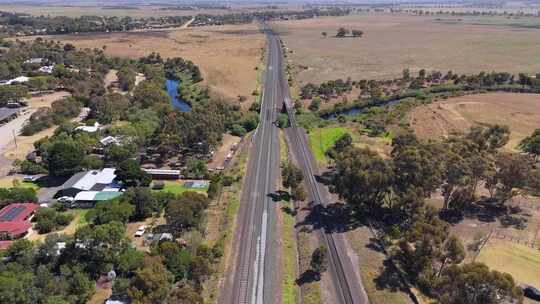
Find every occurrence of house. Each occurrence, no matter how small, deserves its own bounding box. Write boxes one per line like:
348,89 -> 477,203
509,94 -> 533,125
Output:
72,191 -> 122,208
143,168 -> 181,180
75,121 -> 101,133
57,168 -> 119,198
38,66 -> 54,74
100,136 -> 121,146
0,203 -> 39,247
0,108 -> 20,125
24,58 -> 44,64
0,76 -> 30,86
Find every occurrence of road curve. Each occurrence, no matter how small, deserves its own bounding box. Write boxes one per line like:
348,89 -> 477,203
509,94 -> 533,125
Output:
220,26 -> 281,304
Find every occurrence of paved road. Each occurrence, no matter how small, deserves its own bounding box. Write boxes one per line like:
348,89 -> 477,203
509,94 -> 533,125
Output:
221,26 -> 281,304
275,31 -> 371,304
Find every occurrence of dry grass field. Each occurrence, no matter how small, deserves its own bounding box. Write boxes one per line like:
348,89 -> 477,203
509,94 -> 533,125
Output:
35,24 -> 265,101
476,238 -> 540,288
271,14 -> 540,85
408,92 -> 540,151
0,4 -> 227,18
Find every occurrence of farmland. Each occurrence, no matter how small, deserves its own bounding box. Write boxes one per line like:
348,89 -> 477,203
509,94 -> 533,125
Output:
408,92 -> 540,151
31,24 -> 265,101
271,14 -> 540,85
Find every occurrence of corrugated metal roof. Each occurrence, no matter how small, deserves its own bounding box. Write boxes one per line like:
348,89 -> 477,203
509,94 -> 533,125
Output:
74,191 -> 122,202
71,168 -> 117,191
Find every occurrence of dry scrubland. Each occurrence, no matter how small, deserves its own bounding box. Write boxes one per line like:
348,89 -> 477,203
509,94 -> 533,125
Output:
271,14 -> 540,85
38,24 -> 265,101
408,92 -> 540,150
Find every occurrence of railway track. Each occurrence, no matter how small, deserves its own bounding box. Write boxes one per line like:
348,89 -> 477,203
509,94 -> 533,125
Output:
274,30 -> 369,304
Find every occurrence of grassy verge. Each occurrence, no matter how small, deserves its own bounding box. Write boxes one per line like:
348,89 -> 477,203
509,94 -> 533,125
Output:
0,177 -> 40,190
297,230 -> 322,304
308,126 -> 350,164
347,226 -> 413,304
203,135 -> 250,303
279,130 -> 299,304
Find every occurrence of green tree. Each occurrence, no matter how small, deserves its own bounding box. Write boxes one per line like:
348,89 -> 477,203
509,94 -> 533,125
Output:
115,159 -> 151,188
123,187 -> 157,220
310,246 -> 328,279
336,27 -> 349,37
166,191 -> 208,232
46,140 -> 85,177
87,199 -> 134,224
519,128 -> 540,161
351,29 -> 364,37
436,263 -> 523,304
331,147 -> 393,210
281,162 -> 304,189
131,80 -> 170,108
117,66 -> 136,91
128,256 -> 174,303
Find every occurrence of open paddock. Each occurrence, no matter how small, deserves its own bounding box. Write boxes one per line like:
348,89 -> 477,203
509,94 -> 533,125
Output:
271,14 -> 540,85
31,24 -> 265,102
408,92 -> 540,151
476,238 -> 540,288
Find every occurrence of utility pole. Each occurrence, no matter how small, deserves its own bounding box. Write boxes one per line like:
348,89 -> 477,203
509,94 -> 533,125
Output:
12,129 -> 17,148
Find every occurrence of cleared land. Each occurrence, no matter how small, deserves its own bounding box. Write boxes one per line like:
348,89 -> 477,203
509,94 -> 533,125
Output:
476,238 -> 540,288
30,24 -> 265,101
271,14 -> 540,85
408,92 -> 540,150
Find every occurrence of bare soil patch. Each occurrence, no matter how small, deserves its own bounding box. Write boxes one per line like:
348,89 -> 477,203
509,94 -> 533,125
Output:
208,133 -> 241,170
271,14 -> 540,85
408,92 -> 540,151
36,24 -> 265,101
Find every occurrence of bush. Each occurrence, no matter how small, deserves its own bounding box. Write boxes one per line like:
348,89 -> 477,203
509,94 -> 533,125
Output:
55,213 -> 74,226
152,181 -> 165,190
36,217 -> 55,234
13,159 -> 47,175
230,124 -> 247,137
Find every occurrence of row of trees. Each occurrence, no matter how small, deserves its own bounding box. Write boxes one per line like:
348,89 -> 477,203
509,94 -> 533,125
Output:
331,27 -> 364,38
0,12 -> 192,36
326,125 -> 540,303
191,8 -> 351,26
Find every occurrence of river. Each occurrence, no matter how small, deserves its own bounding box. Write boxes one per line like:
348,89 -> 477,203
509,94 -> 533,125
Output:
166,78 -> 191,112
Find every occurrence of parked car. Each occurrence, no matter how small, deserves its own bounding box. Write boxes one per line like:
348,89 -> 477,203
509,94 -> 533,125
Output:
57,196 -> 74,204
23,175 -> 40,182
522,284 -> 540,301
134,225 -> 146,237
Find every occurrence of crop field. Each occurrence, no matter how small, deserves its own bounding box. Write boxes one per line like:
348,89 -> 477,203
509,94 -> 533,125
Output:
33,24 -> 265,101
408,92 -> 540,151
271,14 -> 540,85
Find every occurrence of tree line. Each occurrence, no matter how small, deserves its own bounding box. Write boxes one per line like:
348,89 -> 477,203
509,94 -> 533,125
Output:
324,125 -> 540,303
0,12 -> 192,36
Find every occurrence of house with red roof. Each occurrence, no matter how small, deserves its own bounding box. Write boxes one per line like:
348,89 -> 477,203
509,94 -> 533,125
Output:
0,203 -> 39,248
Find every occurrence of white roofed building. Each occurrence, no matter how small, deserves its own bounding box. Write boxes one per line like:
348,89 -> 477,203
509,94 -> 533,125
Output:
58,168 -> 119,198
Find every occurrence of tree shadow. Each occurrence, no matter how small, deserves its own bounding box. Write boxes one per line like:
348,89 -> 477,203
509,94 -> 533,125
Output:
374,258 -> 409,293
297,202 -> 362,233
296,270 -> 320,285
267,190 -> 290,202
36,175 -> 68,188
